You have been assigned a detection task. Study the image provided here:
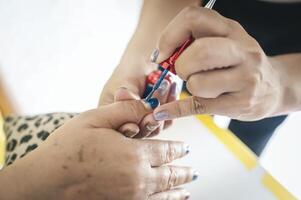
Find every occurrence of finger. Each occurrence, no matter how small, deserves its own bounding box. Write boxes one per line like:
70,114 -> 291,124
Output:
114,87 -> 140,101
163,120 -> 173,130
139,139 -> 190,167
163,82 -> 178,130
99,80 -> 142,106
118,123 -> 140,138
152,166 -> 197,192
135,114 -> 162,138
156,6 -> 231,62
148,127 -> 161,138
186,66 -> 243,98
85,98 -> 159,129
138,79 -> 170,137
175,37 -> 244,80
148,188 -> 190,200
153,95 -> 235,121
115,88 -> 141,137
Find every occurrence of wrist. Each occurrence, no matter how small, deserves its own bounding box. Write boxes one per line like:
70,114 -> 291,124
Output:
269,56 -> 301,115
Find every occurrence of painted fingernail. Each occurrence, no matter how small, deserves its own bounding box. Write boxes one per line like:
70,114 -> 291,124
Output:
157,79 -> 169,96
150,48 -> 159,63
170,82 -> 177,97
192,170 -> 199,181
124,130 -> 137,138
184,144 -> 191,154
154,111 -> 170,121
184,191 -> 191,200
145,123 -> 159,131
145,98 -> 160,109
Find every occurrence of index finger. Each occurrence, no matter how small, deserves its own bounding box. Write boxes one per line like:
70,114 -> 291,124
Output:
156,6 -> 231,62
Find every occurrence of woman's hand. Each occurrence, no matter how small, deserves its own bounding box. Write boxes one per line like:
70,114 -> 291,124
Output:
99,63 -> 178,138
152,6 -> 284,121
0,100 -> 195,200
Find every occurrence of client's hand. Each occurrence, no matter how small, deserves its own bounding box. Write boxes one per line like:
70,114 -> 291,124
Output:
99,63 -> 178,138
0,100 -> 195,200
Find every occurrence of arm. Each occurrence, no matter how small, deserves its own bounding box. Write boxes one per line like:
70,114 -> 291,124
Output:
270,53 -> 301,115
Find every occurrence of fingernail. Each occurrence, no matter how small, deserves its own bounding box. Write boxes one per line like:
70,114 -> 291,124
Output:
150,48 -> 159,63
184,191 -> 191,200
124,130 -> 138,138
192,170 -> 199,181
170,82 -> 177,97
144,98 -> 160,109
157,79 -> 169,96
154,111 -> 170,121
184,144 -> 191,154
145,123 -> 159,132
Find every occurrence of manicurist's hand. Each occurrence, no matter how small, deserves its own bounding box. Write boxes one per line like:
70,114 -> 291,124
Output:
152,6 -> 284,121
0,100 -> 195,200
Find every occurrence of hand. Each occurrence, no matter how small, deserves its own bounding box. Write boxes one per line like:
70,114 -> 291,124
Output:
152,6 -> 282,121
99,62 -> 178,138
0,100 -> 195,200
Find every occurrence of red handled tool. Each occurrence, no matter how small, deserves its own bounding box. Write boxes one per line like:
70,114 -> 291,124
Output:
144,37 -> 194,100
143,0 -> 217,101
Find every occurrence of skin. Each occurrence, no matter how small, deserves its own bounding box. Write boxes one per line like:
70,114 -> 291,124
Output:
0,100 -> 194,200
99,0 -> 200,138
152,6 -> 301,121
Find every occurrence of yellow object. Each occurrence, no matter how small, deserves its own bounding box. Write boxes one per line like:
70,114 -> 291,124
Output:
262,173 -> 297,200
180,92 -> 296,199
0,112 -> 5,169
180,92 -> 257,169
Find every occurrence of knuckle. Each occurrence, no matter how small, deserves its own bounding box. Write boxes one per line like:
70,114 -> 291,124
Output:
125,101 -> 141,121
166,166 -> 178,189
163,142 -> 176,163
227,19 -> 243,31
248,50 -> 265,66
174,101 -> 185,118
159,31 -> 174,50
190,96 -> 207,114
183,5 -> 200,20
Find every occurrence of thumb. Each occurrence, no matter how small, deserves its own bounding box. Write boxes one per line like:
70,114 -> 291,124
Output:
86,98 -> 160,129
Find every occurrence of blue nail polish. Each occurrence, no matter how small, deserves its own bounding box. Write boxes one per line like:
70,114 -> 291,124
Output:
192,171 -> 199,181
185,192 -> 191,200
146,98 -> 159,109
185,144 -> 191,154
154,111 -> 170,121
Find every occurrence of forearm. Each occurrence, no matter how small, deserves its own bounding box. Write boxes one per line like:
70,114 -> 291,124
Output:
0,163 -> 31,200
270,53 -> 301,115
118,0 -> 199,71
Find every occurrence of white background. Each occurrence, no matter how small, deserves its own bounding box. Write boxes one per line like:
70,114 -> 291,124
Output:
0,0 -> 300,198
